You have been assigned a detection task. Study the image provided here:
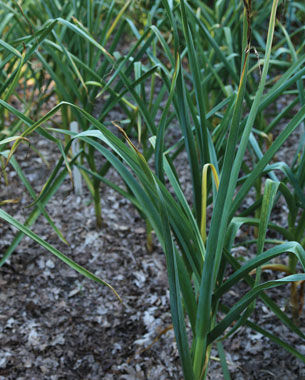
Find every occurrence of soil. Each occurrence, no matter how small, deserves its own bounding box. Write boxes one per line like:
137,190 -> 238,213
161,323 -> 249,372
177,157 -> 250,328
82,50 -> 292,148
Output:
1,96 -> 305,380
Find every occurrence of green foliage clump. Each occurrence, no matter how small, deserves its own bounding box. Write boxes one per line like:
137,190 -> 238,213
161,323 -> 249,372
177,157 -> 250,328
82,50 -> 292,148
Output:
1,0 -> 305,378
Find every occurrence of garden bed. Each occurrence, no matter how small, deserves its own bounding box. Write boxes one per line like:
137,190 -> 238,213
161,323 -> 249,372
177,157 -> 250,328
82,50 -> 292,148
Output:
1,125 -> 305,379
